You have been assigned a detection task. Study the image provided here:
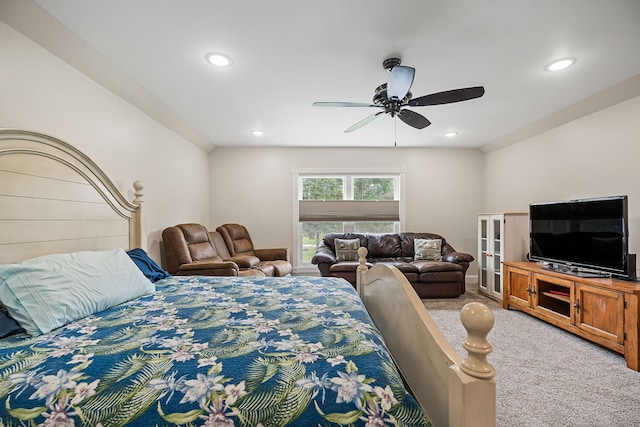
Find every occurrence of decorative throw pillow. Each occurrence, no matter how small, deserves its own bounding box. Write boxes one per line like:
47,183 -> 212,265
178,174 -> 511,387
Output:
334,238 -> 360,262
414,238 -> 442,261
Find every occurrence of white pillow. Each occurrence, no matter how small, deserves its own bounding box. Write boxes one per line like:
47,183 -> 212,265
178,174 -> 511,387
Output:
414,238 -> 442,261
0,249 -> 155,336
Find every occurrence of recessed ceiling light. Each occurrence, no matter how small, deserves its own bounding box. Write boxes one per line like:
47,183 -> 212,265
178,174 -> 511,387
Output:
544,57 -> 576,72
205,52 -> 233,67
251,130 -> 264,136
444,131 -> 458,138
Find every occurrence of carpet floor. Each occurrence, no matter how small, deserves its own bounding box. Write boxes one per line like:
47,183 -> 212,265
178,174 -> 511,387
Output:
422,285 -> 640,427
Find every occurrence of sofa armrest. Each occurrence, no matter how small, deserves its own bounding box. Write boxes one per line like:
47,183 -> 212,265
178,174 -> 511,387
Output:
175,260 -> 240,276
442,251 -> 475,264
254,248 -> 290,262
311,243 -> 337,265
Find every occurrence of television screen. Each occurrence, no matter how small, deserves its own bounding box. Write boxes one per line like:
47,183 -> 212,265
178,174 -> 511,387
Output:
529,195 -> 629,276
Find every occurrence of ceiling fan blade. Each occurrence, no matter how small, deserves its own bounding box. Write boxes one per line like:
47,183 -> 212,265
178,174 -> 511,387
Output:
387,66 -> 415,100
398,109 -> 431,129
313,101 -> 374,107
344,111 -> 384,133
408,86 -> 485,107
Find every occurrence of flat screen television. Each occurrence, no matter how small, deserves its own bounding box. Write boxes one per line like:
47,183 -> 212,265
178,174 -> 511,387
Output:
529,195 -> 632,278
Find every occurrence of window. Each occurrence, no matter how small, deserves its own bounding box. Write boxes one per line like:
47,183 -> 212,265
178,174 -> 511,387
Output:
294,170 -> 404,269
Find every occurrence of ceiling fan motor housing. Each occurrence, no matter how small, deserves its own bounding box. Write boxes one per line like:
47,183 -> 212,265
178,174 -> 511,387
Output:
373,83 -> 410,116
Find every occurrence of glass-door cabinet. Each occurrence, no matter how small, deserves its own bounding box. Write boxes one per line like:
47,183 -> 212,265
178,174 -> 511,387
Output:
478,213 -> 529,300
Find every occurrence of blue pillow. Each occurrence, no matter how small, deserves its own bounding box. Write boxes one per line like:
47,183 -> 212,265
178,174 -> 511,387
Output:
126,248 -> 170,282
0,310 -> 23,338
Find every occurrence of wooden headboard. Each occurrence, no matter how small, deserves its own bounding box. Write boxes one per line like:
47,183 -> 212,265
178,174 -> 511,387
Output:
0,129 -> 144,263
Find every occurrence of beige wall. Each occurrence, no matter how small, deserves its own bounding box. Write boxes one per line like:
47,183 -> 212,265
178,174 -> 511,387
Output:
484,95 -> 640,261
209,146 -> 484,270
7,14 -> 639,275
0,22 -> 211,261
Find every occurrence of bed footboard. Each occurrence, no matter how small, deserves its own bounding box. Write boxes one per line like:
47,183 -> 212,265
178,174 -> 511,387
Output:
356,247 -> 496,427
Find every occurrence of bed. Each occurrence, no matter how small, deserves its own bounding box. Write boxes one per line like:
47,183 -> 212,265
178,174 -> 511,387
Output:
0,129 -> 496,426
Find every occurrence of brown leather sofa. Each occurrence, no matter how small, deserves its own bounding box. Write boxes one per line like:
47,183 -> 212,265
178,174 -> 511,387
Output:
162,223 -> 292,277
311,232 -> 474,298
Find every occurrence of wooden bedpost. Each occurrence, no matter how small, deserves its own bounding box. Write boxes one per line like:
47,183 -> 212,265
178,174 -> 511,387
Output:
460,302 -> 495,379
448,302 -> 496,427
132,181 -> 146,250
356,247 -> 369,298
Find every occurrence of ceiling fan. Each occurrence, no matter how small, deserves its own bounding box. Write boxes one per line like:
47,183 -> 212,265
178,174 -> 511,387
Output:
313,58 -> 485,133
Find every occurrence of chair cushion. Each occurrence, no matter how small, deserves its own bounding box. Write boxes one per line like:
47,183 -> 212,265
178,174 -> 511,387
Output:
413,260 -> 463,272
189,242 -> 219,261
366,234 -> 401,258
218,224 -> 255,255
330,261 -> 370,272
374,261 -> 419,274
255,263 -> 276,276
233,238 -> 254,254
266,260 -> 292,277
418,270 -> 463,283
229,255 -> 260,268
179,223 -> 210,243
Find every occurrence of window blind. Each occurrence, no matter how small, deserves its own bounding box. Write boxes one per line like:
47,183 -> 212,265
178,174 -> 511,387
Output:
298,200 -> 400,222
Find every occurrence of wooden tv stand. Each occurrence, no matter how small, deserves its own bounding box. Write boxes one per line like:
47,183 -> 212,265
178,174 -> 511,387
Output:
503,261 -> 640,371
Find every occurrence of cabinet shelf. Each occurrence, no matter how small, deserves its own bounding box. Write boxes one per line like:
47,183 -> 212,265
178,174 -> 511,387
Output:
541,291 -> 570,303
536,278 -> 571,317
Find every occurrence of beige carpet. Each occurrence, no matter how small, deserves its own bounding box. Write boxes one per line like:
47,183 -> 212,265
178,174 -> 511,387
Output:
423,284 -> 640,427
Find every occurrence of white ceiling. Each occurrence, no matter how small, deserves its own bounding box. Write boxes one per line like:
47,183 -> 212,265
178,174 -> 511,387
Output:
5,0 -> 640,151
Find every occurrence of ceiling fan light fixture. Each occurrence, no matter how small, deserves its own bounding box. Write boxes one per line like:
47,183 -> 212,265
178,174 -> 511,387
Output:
444,131 -> 458,138
205,52 -> 233,67
544,57 -> 576,72
251,130 -> 264,136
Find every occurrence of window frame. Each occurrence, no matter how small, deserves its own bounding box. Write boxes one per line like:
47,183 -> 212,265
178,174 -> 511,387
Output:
292,167 -> 406,273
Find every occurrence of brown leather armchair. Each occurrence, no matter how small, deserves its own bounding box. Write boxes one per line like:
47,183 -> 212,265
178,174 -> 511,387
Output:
216,223 -> 292,277
162,223 -> 265,277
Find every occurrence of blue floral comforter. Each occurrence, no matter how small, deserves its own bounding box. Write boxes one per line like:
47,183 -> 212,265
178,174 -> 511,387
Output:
0,275 -> 431,426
